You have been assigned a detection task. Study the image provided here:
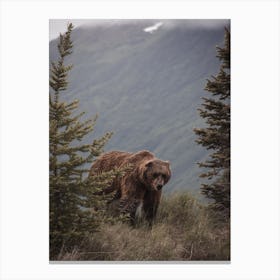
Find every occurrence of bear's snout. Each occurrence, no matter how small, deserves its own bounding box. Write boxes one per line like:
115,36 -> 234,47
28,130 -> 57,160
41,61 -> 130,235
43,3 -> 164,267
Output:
157,184 -> 163,191
151,175 -> 165,191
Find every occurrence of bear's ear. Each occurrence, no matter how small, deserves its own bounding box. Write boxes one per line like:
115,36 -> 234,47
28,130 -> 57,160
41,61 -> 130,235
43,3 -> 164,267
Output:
145,161 -> 153,168
164,160 -> 170,167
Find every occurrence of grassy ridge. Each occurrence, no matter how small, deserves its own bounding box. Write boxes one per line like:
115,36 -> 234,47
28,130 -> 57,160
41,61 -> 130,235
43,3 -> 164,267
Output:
57,192 -> 230,261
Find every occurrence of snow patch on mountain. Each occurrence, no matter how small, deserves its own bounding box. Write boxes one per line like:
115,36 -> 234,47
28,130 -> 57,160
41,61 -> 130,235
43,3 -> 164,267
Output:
143,22 -> 163,34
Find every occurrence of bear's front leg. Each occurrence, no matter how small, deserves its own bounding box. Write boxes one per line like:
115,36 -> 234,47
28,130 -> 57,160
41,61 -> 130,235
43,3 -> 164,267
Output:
119,196 -> 143,226
144,203 -> 158,227
143,190 -> 162,226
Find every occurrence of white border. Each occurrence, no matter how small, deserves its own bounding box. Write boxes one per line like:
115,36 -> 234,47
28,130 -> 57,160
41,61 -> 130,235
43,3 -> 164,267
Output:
1,0 -> 279,279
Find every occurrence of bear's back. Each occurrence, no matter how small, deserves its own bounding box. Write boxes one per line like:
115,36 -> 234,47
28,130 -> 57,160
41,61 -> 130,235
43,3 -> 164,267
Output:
90,151 -> 131,174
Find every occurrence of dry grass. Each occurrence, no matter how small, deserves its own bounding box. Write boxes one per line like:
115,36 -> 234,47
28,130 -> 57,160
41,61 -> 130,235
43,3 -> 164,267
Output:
56,192 -> 230,261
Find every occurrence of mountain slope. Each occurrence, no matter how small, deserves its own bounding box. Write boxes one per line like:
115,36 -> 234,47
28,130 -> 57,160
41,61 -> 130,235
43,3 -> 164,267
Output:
49,19 -> 228,195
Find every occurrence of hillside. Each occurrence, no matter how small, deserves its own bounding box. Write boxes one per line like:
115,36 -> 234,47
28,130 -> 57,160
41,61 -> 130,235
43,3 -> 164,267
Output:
49,19 -> 228,195
55,192 -> 230,261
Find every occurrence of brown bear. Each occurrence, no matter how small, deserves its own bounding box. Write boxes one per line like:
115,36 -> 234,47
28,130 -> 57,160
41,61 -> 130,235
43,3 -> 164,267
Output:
89,150 -> 171,225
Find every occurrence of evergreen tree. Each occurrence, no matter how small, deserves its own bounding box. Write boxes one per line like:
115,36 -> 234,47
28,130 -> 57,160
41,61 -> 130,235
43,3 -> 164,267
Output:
194,28 -> 230,219
49,23 -> 124,259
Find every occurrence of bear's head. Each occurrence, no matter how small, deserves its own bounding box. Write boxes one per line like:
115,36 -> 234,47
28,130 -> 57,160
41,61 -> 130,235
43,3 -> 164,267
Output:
139,159 -> 171,191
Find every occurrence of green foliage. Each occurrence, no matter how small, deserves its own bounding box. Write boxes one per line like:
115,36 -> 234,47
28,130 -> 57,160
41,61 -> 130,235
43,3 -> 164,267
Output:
194,28 -> 230,218
55,192 -> 230,261
49,23 -> 123,259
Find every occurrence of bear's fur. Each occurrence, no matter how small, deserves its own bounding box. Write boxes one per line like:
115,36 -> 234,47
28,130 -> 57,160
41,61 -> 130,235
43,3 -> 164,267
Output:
89,150 -> 171,224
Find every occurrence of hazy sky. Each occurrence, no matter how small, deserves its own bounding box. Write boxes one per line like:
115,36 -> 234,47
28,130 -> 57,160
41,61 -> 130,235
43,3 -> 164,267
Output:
50,19 -> 131,40
49,19 -> 230,41
49,19 -> 89,40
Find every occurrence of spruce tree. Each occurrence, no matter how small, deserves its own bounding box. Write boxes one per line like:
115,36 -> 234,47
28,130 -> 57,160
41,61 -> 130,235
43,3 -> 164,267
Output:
194,28 -> 230,219
49,23 -> 123,259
